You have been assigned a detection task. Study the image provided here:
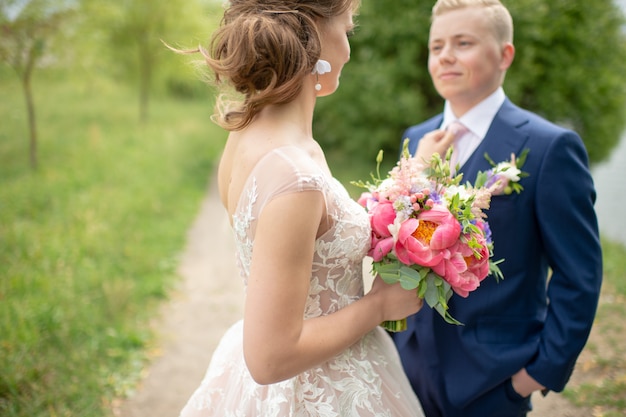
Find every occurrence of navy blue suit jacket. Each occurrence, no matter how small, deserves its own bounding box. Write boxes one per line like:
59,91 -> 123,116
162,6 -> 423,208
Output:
393,98 -> 603,408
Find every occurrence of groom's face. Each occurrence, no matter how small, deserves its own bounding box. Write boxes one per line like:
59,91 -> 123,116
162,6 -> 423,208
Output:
428,6 -> 510,115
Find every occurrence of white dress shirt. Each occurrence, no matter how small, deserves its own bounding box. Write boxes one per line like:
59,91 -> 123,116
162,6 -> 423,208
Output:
440,88 -> 506,168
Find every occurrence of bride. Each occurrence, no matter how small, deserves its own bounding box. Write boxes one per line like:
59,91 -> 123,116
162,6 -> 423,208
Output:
177,0 -> 454,415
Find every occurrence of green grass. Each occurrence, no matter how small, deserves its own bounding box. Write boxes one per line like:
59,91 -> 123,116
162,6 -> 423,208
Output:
562,239 -> 626,416
0,68 -> 226,417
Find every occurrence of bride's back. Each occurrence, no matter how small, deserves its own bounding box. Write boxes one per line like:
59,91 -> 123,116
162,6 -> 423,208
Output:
218,113 -> 329,224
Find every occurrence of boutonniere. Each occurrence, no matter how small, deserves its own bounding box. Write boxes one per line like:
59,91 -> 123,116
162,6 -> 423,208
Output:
476,149 -> 530,196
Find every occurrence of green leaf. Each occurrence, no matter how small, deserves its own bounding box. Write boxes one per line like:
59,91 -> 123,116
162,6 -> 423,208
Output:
417,280 -> 428,298
423,274 -> 440,307
483,152 -> 497,167
373,262 -> 402,284
398,266 -> 424,290
489,258 -> 505,282
516,148 -> 530,169
474,171 -> 488,188
441,309 -> 464,325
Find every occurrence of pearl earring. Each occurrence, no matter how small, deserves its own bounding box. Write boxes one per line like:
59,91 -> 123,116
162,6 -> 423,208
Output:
311,59 -> 331,91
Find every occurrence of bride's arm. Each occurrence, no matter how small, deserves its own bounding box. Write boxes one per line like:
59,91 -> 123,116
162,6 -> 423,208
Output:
243,190 -> 422,385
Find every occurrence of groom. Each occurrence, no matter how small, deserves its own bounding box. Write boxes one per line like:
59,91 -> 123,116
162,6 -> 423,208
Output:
393,1 -> 603,416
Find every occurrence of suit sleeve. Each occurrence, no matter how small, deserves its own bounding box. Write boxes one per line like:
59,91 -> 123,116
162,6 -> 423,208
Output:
525,130 -> 603,391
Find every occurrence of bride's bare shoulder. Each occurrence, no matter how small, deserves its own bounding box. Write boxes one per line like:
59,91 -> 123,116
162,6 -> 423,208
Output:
218,131 -> 276,217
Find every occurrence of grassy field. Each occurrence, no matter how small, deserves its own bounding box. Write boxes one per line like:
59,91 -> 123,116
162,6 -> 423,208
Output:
0,69 -> 226,416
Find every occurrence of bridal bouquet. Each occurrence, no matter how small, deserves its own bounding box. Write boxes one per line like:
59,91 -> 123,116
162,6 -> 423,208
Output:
354,140 -> 528,331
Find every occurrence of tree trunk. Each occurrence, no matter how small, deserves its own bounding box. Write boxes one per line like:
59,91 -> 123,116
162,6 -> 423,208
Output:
138,37 -> 152,123
22,66 -> 38,170
139,69 -> 150,123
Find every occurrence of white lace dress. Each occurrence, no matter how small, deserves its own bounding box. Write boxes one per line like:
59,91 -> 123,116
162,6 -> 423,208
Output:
179,146 -> 424,417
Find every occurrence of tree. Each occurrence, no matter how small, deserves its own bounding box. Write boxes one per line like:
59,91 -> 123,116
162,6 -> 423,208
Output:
82,0 -> 214,123
0,0 -> 75,169
314,0 -> 626,165
505,0 -> 626,163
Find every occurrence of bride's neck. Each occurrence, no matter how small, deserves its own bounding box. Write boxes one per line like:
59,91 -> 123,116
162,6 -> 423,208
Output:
255,95 -> 315,139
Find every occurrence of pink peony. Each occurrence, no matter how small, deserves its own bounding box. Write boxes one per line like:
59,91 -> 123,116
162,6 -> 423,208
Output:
419,205 -> 461,250
357,192 -> 373,208
446,271 -> 481,298
430,243 -> 468,290
432,234 -> 490,297
464,233 -> 490,281
369,234 -> 394,261
368,200 -> 396,261
369,200 -> 396,238
394,205 -> 461,267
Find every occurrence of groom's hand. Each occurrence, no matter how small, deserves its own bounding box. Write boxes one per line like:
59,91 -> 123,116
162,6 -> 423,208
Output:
511,368 -> 545,398
413,129 -> 456,164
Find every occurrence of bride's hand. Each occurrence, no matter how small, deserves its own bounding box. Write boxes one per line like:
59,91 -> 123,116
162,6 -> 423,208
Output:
413,129 -> 456,164
368,275 -> 424,321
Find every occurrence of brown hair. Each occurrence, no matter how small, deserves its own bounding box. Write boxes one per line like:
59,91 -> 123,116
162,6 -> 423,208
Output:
199,0 -> 360,131
432,0 -> 513,44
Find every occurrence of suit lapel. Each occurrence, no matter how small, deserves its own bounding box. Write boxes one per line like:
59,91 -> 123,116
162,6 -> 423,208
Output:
460,99 -> 531,183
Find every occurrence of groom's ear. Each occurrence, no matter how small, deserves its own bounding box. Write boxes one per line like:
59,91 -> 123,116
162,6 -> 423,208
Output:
500,43 -> 515,71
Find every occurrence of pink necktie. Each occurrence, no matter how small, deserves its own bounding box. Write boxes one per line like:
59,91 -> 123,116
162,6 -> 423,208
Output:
447,121 -> 469,169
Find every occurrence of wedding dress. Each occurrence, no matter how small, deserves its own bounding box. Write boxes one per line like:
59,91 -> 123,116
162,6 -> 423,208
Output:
179,146 -> 424,417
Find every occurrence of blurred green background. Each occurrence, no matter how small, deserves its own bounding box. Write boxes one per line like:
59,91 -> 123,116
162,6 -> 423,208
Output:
2,0 -> 626,416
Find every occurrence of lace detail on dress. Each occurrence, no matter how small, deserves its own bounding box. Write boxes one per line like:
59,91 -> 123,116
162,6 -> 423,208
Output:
232,177 -> 257,285
306,177 -> 370,318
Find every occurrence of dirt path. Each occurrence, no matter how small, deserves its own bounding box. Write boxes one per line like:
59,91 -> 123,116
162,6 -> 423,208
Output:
113,174 -> 589,417
113,174 -> 244,417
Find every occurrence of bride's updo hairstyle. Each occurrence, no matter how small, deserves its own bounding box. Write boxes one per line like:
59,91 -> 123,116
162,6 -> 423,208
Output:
201,0 -> 359,130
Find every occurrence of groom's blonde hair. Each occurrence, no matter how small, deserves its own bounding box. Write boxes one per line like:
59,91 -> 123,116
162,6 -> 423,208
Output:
431,0 -> 513,44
